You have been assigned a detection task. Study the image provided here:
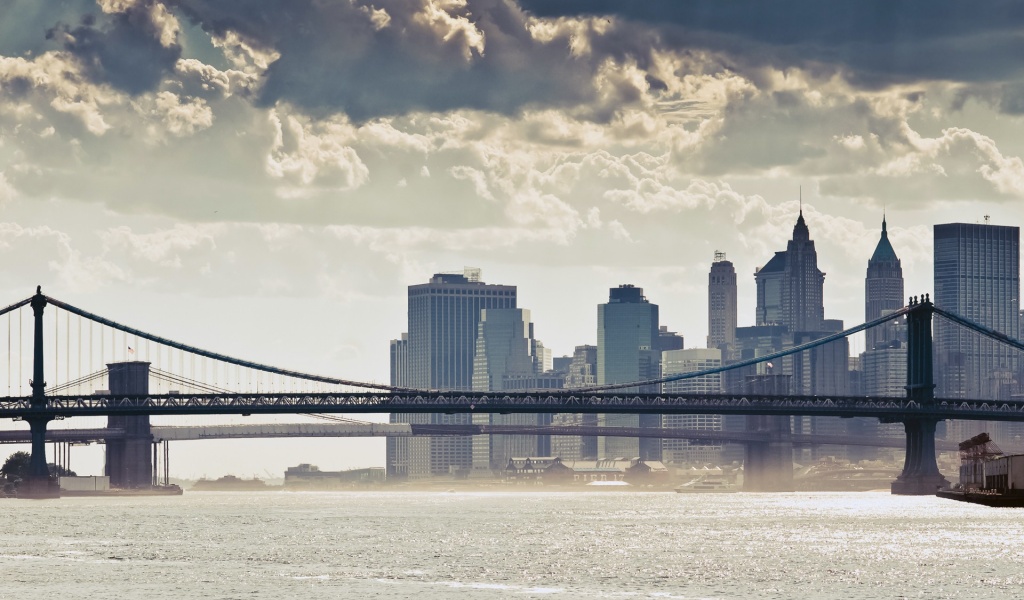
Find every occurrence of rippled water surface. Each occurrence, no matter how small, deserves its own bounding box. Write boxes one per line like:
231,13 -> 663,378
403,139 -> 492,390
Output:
2,491 -> 1023,599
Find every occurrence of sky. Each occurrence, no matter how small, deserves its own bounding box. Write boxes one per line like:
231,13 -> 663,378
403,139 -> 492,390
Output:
1,0 -> 1023,478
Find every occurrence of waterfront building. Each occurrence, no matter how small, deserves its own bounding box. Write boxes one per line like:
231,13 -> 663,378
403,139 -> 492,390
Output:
387,269 -> 517,479
708,251 -> 738,360
934,222 -> 1021,444
597,285 -> 661,460
661,348 -> 724,464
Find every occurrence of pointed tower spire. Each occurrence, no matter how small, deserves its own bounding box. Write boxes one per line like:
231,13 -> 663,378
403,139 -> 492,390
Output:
793,188 -> 809,241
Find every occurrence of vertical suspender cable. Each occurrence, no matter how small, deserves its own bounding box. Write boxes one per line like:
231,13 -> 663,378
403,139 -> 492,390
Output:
18,307 -> 22,396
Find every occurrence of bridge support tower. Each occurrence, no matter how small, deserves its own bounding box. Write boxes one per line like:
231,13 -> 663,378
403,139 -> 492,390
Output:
19,287 -> 59,498
105,362 -> 153,489
891,296 -> 949,495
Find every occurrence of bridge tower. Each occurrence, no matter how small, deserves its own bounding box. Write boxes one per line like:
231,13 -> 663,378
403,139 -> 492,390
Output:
891,295 -> 950,495
105,362 -> 153,489
20,286 -> 60,498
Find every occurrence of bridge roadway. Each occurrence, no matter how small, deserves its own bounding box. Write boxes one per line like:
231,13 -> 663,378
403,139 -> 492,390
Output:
0,422 -> 960,451
3,392 -> 1024,421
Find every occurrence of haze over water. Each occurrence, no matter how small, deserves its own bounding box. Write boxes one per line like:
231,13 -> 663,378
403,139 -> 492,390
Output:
1,491 -> 1021,599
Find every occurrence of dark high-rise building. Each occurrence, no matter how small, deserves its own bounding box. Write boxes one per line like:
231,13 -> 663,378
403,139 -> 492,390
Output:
934,223 -> 1020,401
708,251 -> 738,359
934,223 -> 1021,445
865,218 -> 905,351
387,269 -> 517,479
755,210 -> 825,332
753,208 -> 848,461
597,285 -> 661,459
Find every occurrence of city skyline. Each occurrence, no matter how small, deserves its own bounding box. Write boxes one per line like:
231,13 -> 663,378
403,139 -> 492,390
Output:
2,0 -> 1024,478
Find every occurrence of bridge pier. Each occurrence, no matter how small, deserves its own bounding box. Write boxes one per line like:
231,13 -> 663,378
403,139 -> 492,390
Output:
18,416 -> 59,498
105,362 -> 152,489
891,418 -> 948,495
891,295 -> 949,495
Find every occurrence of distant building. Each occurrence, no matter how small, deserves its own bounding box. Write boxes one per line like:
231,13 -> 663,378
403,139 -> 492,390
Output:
661,348 -> 724,464
285,464 -> 385,489
934,223 -> 1020,399
934,222 -> 1021,445
708,251 -> 738,360
751,208 -> 851,460
553,345 -> 598,460
755,210 -> 825,332
471,308 -> 549,471
597,285 -> 661,460
865,218 -> 905,351
657,326 -> 684,352
387,269 -> 517,479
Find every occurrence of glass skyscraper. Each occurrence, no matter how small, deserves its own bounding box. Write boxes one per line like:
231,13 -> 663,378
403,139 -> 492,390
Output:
387,269 -> 517,479
597,285 -> 661,460
934,223 -> 1020,401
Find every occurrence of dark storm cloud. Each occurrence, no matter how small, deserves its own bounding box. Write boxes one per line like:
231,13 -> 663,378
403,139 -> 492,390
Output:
168,0 -> 624,121
519,0 -> 1024,89
47,2 -> 181,95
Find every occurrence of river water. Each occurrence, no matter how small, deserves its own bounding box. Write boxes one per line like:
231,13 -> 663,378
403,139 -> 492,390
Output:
1,491 -> 1021,599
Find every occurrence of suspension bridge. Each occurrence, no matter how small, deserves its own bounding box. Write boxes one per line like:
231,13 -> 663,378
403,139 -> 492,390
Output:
1,287 -> 1022,497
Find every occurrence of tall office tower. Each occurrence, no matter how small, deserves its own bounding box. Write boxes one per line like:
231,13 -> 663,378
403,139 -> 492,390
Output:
858,219 -> 908,461
597,285 -> 661,459
755,210 -> 825,332
661,348 -> 724,465
387,269 -> 517,479
386,334 -> 410,479
708,251 -> 738,360
471,308 -> 544,471
865,218 -> 905,351
934,223 -> 1021,443
553,345 -> 599,460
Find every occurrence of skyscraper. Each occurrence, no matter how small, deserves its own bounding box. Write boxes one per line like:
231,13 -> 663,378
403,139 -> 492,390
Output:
387,269 -> 517,479
597,285 -> 660,459
755,210 -> 825,332
471,308 -> 547,471
753,208 -> 847,460
708,251 -> 737,359
858,218 -> 908,459
865,217 -> 905,351
552,345 -> 598,460
934,223 -> 1020,402
662,348 -> 723,464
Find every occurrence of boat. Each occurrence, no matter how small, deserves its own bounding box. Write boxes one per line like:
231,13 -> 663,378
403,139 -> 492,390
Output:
674,478 -> 737,493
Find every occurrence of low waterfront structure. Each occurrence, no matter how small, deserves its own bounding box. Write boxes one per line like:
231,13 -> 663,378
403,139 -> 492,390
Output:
285,464 -> 385,489
504,457 -> 669,486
